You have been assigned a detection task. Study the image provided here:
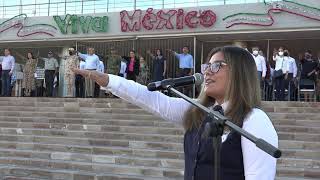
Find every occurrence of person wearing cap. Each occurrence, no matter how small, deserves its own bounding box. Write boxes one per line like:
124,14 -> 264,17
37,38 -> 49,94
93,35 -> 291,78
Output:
63,48 -> 79,97
105,47 -> 122,75
39,51 -> 59,97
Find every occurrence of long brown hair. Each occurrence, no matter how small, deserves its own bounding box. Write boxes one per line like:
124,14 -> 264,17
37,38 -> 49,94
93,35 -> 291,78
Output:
183,46 -> 261,131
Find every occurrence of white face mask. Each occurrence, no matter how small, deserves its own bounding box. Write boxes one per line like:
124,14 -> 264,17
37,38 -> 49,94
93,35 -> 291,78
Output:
278,51 -> 284,56
253,50 -> 259,55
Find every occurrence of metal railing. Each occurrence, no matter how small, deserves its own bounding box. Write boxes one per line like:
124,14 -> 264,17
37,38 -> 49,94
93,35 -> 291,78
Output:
0,0 -> 270,18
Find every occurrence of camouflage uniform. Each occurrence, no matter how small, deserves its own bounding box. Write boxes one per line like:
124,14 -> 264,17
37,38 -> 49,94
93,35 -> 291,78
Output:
105,55 -> 122,75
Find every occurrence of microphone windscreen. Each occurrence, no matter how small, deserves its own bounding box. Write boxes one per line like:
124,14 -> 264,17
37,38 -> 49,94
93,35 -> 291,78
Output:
194,73 -> 204,86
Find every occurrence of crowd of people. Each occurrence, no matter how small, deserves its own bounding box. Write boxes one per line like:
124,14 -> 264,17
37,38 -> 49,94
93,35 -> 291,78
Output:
247,46 -> 320,101
0,45 -> 319,101
0,46 -> 193,98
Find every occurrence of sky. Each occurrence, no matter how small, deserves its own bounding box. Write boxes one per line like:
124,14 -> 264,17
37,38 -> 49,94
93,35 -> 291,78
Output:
0,0 -> 268,18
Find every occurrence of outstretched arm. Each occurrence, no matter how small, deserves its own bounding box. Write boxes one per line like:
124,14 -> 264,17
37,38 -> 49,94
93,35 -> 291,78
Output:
72,68 -> 109,87
15,52 -> 27,61
71,68 -> 191,125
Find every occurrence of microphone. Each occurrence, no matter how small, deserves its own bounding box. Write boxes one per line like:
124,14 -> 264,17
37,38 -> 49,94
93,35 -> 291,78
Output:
147,73 -> 204,91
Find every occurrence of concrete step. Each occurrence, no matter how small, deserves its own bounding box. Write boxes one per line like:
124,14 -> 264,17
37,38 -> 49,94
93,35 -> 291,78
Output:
273,119 -> 320,127
275,125 -> 320,134
278,158 -> 320,169
0,134 -> 183,151
1,126 -> 318,144
0,98 -> 137,108
262,101 -> 320,108
264,107 -> 320,113
0,112 -> 163,121
0,147 -> 318,170
0,110 -> 319,123
0,122 -> 184,135
279,140 -> 320,150
2,119 -> 320,133
0,165 -> 183,180
0,98 -> 318,180
0,118 -> 175,128
269,113 -> 320,120
1,157 -> 319,180
0,157 -> 184,178
1,122 -> 319,142
0,128 -> 183,143
278,132 -> 320,142
281,149 -> 320,160
276,177 -> 319,180
0,148 -> 185,169
1,102 -> 320,113
0,141 -> 184,160
277,166 -> 320,179
0,106 -> 149,114
2,165 -> 318,180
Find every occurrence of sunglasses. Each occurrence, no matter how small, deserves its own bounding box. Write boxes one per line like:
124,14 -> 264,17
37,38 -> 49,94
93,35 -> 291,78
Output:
201,61 -> 227,74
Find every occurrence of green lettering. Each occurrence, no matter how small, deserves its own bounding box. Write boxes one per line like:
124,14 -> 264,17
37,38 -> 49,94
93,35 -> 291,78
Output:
53,14 -> 71,34
79,16 -> 92,33
70,15 -> 79,34
91,16 -> 108,32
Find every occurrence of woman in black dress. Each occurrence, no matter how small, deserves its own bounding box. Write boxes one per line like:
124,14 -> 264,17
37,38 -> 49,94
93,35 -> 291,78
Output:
147,49 -> 166,81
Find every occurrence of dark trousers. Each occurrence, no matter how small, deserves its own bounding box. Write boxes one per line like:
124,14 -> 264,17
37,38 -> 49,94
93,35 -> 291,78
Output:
127,71 -> 136,81
178,68 -> 192,97
94,83 -> 100,98
264,80 -> 273,101
258,71 -> 264,98
285,73 -> 295,101
275,75 -> 285,101
75,74 -> 85,98
1,70 -> 11,96
45,70 -> 55,97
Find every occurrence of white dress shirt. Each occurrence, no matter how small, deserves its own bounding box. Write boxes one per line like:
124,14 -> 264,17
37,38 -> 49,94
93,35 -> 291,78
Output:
120,61 -> 127,78
97,61 -> 104,73
273,55 -> 287,74
252,54 -> 267,77
79,61 -> 86,70
78,53 -> 100,70
0,55 -> 15,72
105,74 -> 278,180
286,56 -> 297,77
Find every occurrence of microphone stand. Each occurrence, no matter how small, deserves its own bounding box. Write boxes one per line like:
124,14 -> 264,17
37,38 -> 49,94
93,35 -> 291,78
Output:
164,85 -> 282,180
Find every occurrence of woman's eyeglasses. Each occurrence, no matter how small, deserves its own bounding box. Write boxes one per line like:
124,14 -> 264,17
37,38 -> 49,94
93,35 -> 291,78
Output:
201,61 -> 227,74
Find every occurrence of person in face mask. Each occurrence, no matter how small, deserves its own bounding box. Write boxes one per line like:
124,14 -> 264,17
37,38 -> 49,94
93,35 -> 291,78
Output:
273,47 -> 286,101
63,48 -> 80,97
300,50 -> 317,101
252,47 -> 266,83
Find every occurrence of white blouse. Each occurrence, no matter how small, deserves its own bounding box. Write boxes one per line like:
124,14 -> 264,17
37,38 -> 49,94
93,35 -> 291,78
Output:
105,74 -> 278,180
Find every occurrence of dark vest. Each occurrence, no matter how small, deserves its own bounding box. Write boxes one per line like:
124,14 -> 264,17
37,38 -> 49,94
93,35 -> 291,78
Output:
184,115 -> 245,180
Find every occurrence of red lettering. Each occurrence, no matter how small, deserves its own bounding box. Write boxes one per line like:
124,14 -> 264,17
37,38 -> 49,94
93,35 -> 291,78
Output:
120,10 -> 142,32
200,10 -> 216,27
120,8 -> 216,32
156,10 -> 177,30
142,8 -> 157,30
185,11 -> 199,28
176,9 -> 184,29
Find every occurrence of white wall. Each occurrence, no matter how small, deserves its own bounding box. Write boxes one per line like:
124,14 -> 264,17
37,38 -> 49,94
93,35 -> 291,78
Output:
0,0 -> 319,42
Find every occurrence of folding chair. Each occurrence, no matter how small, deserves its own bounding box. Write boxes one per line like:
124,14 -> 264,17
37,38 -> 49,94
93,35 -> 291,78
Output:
298,79 -> 316,102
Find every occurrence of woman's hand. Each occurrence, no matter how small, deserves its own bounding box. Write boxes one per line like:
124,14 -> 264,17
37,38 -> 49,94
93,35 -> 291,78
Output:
71,68 -> 109,87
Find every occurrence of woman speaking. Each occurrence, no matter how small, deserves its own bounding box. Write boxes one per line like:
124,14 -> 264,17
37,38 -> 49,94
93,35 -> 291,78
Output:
72,46 -> 278,180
